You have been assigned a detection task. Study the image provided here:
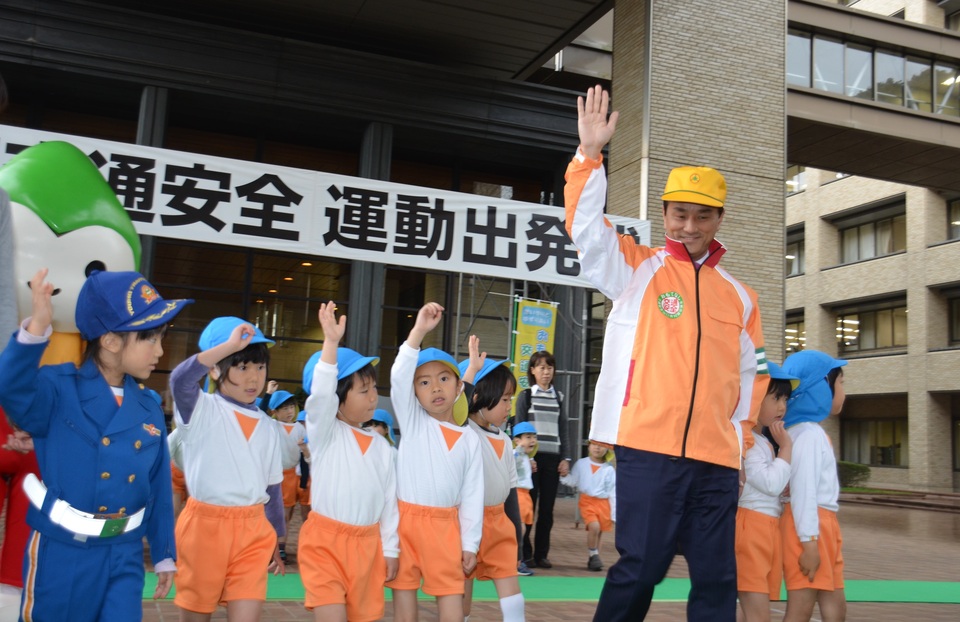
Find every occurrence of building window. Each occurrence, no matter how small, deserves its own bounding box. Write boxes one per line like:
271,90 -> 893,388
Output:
786,227 -> 804,276
950,298 -> 960,346
786,164 -> 806,195
836,304 -> 908,354
787,30 -> 811,88
839,213 -> 906,263
785,317 -> 805,354
845,43 -> 873,100
842,418 -> 909,467
949,10 -> 960,32
950,200 -> 960,240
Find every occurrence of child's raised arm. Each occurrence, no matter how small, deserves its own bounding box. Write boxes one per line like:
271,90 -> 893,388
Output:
25,268 -> 55,337
460,334 -> 486,385
318,301 -> 346,366
404,302 -> 444,350
197,322 -> 257,368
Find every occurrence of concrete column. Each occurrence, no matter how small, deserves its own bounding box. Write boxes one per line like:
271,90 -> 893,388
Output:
609,0 -> 787,352
347,122 -> 391,355
135,85 -> 169,278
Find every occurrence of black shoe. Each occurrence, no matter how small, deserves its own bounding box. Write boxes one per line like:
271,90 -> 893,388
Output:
523,558 -> 536,568
587,554 -> 603,571
534,558 -> 553,569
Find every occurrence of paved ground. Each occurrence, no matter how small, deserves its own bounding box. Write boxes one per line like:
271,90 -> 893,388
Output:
138,494 -> 960,621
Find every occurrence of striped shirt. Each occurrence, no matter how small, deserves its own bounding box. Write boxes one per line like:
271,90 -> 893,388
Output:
515,385 -> 570,459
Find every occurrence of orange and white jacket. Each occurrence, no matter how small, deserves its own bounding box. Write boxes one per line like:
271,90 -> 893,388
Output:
564,151 -> 769,470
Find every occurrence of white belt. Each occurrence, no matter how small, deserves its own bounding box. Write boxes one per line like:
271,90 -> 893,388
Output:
22,473 -> 145,538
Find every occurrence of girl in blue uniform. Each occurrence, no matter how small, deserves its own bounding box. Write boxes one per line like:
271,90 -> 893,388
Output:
0,268 -> 191,621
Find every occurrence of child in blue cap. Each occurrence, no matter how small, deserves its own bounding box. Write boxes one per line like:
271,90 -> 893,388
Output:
267,389 -> 306,564
168,316 -> 289,621
511,421 -> 537,576
296,301 -> 398,621
780,350 -> 848,622
736,361 -> 798,621
387,302 -> 484,622
366,408 -> 397,448
0,268 -> 190,621
459,334 -> 525,622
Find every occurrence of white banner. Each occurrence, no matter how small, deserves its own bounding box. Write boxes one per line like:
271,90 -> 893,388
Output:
0,125 -> 650,287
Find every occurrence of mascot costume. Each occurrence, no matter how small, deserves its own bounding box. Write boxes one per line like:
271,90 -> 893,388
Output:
0,141 -> 141,619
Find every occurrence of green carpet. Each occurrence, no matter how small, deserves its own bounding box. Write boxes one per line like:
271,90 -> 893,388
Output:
143,575 -> 960,604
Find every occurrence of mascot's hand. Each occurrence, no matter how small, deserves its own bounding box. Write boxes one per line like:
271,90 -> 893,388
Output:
3,430 -> 34,454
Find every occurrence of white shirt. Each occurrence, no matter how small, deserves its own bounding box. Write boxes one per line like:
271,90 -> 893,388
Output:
561,457 -> 616,518
467,419 -> 518,506
786,421 -> 840,541
514,449 -> 534,490
303,360 -> 400,557
739,430 -> 790,518
277,420 -> 306,468
174,392 -> 284,506
391,343 -> 484,553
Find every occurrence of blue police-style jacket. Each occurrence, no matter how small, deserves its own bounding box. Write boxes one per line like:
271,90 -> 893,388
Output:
0,334 -> 175,556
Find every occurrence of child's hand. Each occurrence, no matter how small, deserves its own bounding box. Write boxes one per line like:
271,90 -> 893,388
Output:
26,268 -> 55,337
406,302 -> 444,347
318,301 -> 346,344
530,459 -> 537,473
798,540 -> 820,582
461,335 -> 486,384
226,322 -> 258,353
154,570 -> 174,599
461,551 -> 477,576
385,556 -> 399,583
3,431 -> 34,454
266,380 -> 279,394
769,421 -> 792,449
558,459 -> 570,477
268,543 -> 286,576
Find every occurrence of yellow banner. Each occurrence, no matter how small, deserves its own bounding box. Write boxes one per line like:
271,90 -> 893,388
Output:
512,298 -> 557,400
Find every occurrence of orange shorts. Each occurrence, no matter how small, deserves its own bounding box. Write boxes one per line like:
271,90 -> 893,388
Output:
171,463 -> 187,497
173,498 -> 276,613
578,494 -> 613,532
385,501 -> 464,596
736,507 -> 783,599
469,505 -> 518,581
281,469 -> 298,507
781,504 -> 844,592
517,488 -> 533,526
298,512 -> 386,621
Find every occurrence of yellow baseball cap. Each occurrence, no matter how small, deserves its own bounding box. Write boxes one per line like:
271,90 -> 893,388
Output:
661,166 -> 726,208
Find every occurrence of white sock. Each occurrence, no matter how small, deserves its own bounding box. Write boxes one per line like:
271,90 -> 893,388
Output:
500,592 -> 525,622
464,617 -> 470,622
589,548 -> 599,556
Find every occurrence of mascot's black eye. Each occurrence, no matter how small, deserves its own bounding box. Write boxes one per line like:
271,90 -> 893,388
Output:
84,261 -> 107,277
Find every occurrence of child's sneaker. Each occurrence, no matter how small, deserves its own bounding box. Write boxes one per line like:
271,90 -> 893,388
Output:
587,554 -> 603,571
517,561 -> 535,576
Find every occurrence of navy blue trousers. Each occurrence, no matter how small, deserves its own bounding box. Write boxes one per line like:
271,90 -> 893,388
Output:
592,447 -> 739,622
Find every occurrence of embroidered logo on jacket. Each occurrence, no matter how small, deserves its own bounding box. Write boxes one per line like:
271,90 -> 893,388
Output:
143,423 -> 162,437
657,292 -> 684,319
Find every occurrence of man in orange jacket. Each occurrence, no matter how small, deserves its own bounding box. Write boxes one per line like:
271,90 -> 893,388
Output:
565,86 -> 770,622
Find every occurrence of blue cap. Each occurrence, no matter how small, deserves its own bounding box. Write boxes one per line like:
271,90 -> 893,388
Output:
371,408 -> 396,445
75,271 -> 192,340
417,348 -> 460,376
457,358 -> 512,385
782,350 -> 847,426
268,390 -> 296,411
302,347 -> 379,395
768,361 -> 800,391
198,316 -> 274,351
512,421 -> 537,437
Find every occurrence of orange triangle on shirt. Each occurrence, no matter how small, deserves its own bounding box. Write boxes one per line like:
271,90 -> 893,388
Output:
590,464 -> 601,474
351,428 -> 373,455
282,423 -> 295,435
114,395 -> 123,407
440,426 -> 463,451
234,411 -> 259,441
488,437 -> 505,460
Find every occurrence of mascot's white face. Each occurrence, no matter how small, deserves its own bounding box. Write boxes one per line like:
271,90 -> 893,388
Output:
12,203 -> 137,333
